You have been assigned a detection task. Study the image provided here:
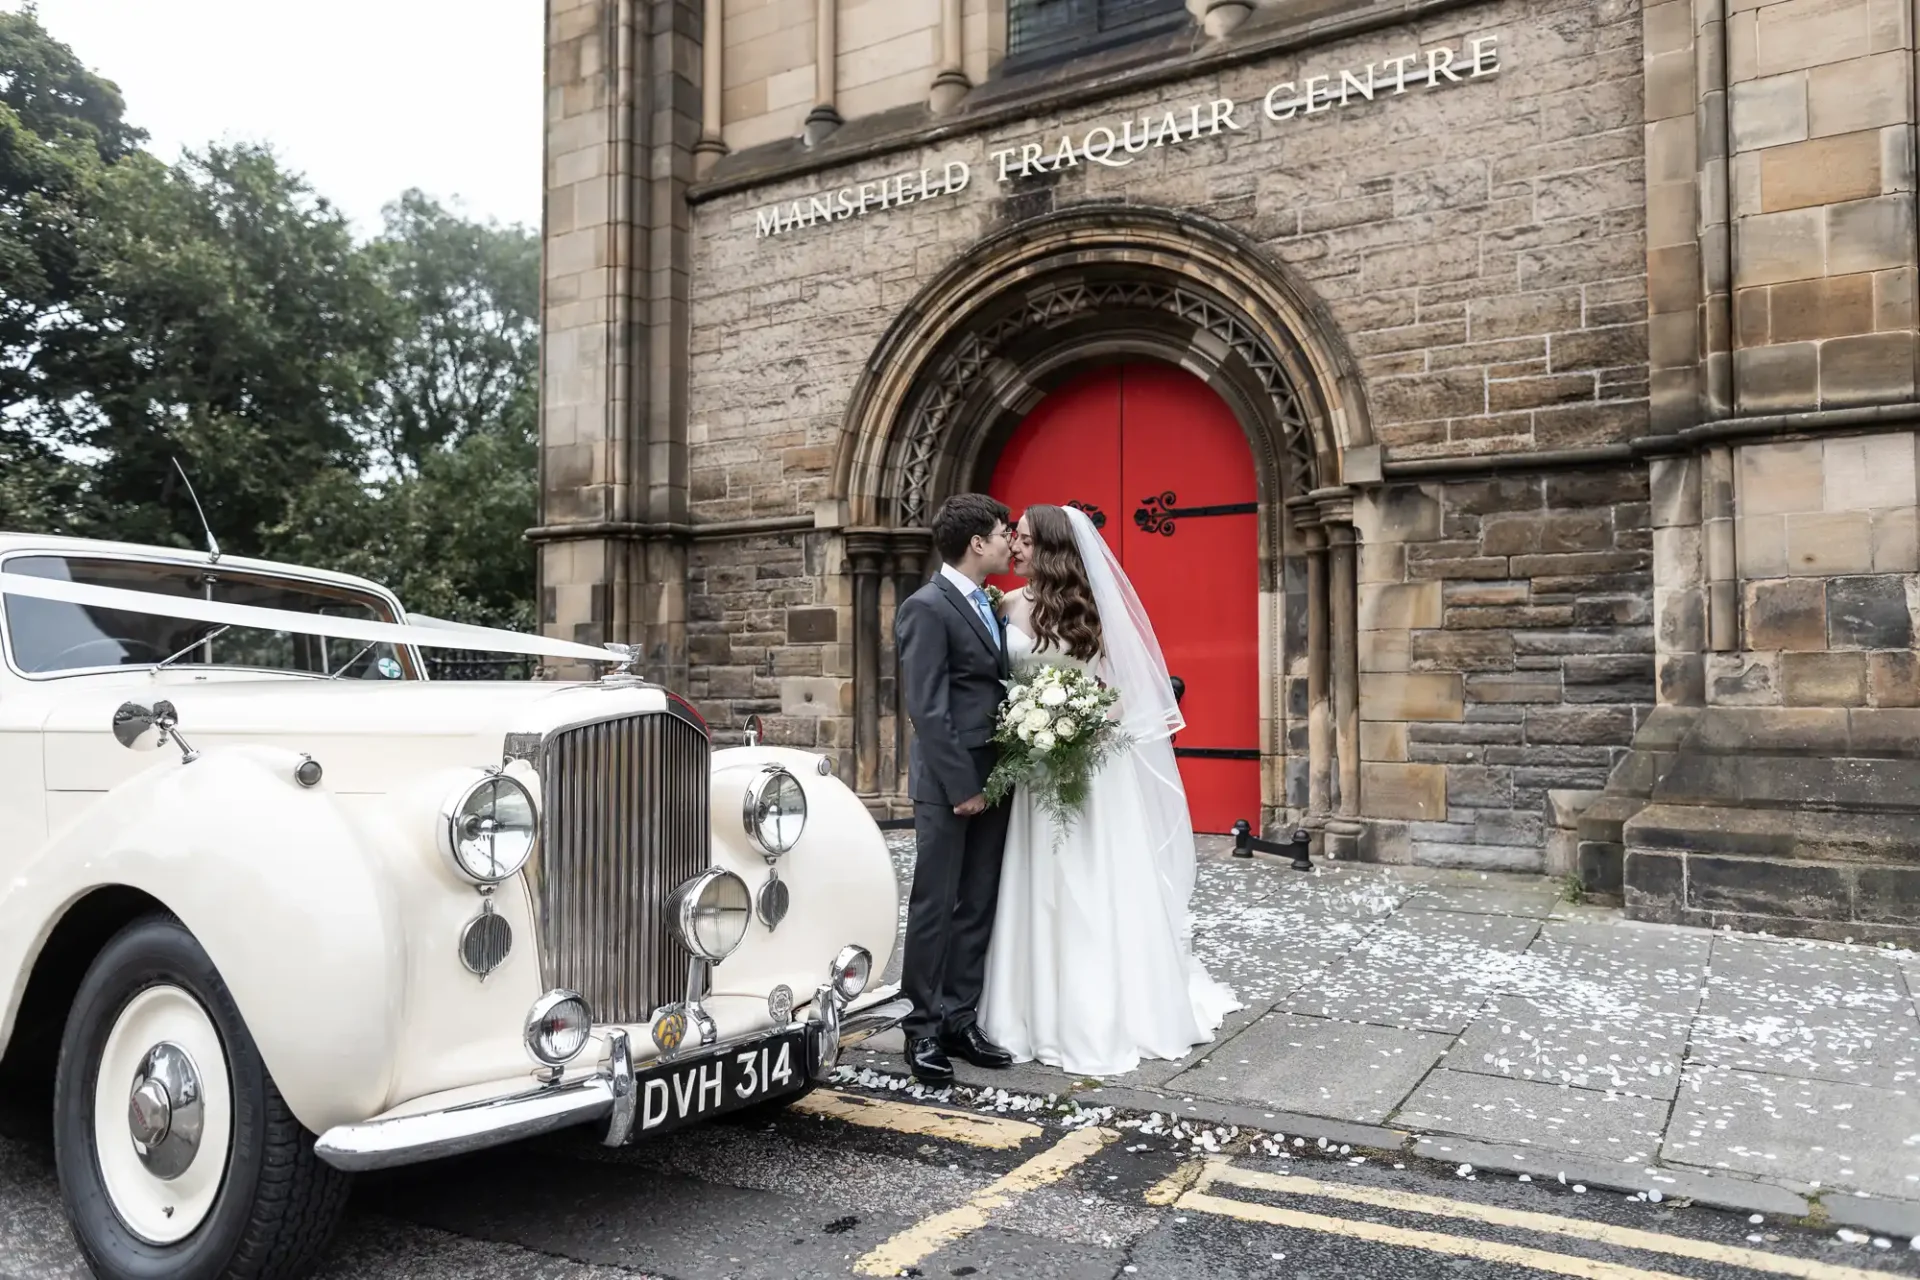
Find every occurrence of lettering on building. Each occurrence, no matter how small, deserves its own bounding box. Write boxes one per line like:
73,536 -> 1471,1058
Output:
748,36 -> 1501,239
754,162 -> 973,239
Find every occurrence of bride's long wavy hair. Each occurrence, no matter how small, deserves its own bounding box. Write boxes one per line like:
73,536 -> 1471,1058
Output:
1021,504 -> 1103,661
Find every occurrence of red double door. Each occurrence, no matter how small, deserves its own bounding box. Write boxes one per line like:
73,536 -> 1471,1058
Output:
987,362 -> 1259,834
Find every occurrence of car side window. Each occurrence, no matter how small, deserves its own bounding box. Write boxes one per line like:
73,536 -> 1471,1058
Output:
2,555 -> 414,679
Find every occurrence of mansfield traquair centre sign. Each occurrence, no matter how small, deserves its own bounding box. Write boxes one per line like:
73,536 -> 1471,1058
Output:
751,35 -> 1503,240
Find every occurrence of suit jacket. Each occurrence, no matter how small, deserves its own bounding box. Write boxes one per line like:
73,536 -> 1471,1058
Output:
896,574 -> 1010,806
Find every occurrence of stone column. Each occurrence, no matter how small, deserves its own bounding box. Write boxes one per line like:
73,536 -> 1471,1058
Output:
1702,445 -> 1736,652
1201,0 -> 1253,39
694,0 -> 728,176
929,0 -> 969,113
1301,522 -> 1332,829
803,0 -> 841,146
1326,520 -> 1363,858
890,529 -> 933,804
1650,454 -> 1707,705
536,0 -> 700,687
1693,0 -> 1732,418
847,530 -> 888,797
1644,0 -> 1702,431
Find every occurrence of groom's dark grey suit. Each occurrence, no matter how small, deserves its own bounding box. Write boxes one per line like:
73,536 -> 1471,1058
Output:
896,570 -> 1013,1041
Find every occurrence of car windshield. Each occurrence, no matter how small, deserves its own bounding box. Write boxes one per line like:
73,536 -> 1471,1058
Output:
2,555 -> 417,679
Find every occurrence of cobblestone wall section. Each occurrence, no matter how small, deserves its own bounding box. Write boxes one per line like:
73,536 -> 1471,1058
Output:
690,0 -> 1648,513
685,0 -> 1650,831
1353,468 -> 1655,870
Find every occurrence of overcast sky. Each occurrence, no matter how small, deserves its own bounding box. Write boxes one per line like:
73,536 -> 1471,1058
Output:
18,0 -> 544,236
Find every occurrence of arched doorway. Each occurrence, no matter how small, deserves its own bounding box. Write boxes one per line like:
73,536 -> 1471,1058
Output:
987,362 -> 1260,834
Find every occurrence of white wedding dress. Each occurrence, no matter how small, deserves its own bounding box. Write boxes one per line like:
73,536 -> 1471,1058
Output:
979,622 -> 1241,1078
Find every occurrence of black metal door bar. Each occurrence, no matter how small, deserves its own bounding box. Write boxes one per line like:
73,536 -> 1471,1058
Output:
1134,491 -> 1259,536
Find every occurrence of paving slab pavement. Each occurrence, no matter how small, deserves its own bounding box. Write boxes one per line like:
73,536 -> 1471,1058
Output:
872,833 -> 1920,1228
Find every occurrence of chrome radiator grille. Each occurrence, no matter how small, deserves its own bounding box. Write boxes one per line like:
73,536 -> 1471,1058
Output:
533,710 -> 710,1025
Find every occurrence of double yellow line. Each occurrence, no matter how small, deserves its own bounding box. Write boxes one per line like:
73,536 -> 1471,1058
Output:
1173,1159 -> 1895,1280
817,1089 -> 1889,1280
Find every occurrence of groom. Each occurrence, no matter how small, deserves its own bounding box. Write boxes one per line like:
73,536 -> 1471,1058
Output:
895,493 -> 1017,1084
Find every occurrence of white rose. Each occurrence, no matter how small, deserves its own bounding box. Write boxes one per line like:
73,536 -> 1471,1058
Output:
1017,722 -> 1034,742
1033,730 -> 1056,754
1054,716 -> 1077,739
1023,708 -> 1050,733
1040,685 -> 1069,707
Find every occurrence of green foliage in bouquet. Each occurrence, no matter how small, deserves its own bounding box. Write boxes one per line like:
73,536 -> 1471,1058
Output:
983,664 -> 1130,840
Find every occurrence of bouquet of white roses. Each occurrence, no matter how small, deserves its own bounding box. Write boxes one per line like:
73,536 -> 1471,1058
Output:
982,664 -> 1128,840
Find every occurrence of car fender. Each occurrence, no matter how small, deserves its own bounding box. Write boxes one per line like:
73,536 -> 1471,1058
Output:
705,747 -> 899,1004
0,744 -> 407,1134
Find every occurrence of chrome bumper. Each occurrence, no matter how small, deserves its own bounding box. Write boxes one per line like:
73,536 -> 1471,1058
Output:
314,983 -> 910,1173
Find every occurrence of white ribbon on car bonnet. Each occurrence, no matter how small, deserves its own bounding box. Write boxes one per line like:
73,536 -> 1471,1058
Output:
0,571 -> 622,666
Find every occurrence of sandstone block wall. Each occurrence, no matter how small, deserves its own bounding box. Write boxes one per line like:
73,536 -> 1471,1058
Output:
1726,0 -> 1919,409
684,0 -> 1650,849
1353,469 -> 1653,869
1710,431 -> 1920,705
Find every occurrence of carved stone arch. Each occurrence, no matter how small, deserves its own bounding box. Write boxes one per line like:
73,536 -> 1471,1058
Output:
835,204 -> 1372,848
834,204 -> 1373,527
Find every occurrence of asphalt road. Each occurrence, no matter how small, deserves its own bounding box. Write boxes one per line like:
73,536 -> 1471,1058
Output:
5,1082 -> 1919,1280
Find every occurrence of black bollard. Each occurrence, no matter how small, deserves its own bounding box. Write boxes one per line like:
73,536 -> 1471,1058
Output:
1230,820 -> 1315,871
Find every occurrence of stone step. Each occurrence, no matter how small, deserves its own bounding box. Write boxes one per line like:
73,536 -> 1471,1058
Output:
1622,845 -> 1920,946
1625,801 -> 1920,865
1652,751 -> 1920,812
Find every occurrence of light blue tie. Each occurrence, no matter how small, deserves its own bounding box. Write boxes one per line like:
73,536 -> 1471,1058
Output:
970,588 -> 998,648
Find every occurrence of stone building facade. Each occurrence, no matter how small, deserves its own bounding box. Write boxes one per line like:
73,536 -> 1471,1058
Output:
539,0 -> 1920,943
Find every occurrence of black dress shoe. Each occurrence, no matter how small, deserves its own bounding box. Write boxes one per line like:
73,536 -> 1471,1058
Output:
941,1024 -> 1014,1069
907,1035 -> 955,1084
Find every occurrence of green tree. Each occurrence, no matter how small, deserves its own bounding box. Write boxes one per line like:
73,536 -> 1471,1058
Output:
50,145 -> 396,553
0,19 -> 539,630
264,194 -> 539,627
362,189 -> 538,473
0,6 -> 143,532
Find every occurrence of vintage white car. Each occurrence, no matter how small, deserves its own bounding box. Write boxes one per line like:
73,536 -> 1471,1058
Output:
0,532 -> 906,1280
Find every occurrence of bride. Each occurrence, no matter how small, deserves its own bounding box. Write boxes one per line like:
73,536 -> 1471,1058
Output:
980,503 -> 1240,1078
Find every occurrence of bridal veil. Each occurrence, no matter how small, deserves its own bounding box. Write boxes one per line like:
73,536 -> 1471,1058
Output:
1060,505 -> 1201,938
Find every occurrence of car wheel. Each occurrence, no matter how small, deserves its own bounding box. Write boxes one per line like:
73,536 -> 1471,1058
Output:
724,1079 -> 817,1125
53,915 -> 352,1280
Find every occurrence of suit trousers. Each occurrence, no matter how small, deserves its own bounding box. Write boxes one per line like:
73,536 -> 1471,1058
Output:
901,747 -> 1012,1040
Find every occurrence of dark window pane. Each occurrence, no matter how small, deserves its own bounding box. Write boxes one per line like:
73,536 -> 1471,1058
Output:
2,555 -> 414,679
1008,0 -> 1187,64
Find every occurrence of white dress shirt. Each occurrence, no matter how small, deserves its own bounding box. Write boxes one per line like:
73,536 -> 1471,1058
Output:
939,563 -> 998,648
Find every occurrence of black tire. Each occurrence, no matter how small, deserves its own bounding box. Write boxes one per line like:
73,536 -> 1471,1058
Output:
53,915 -> 352,1280
724,1078 -> 818,1124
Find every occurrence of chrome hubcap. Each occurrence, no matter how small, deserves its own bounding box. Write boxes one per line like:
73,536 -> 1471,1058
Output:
127,1042 -> 202,1180
127,1079 -> 170,1146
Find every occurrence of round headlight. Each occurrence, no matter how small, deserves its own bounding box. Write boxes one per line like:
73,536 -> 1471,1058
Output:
441,773 -> 537,884
524,989 -> 591,1066
743,766 -> 807,858
666,868 -> 752,962
831,945 -> 871,1001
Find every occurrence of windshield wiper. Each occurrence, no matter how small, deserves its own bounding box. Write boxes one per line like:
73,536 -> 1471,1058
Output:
152,625 -> 231,673
327,642 -> 378,680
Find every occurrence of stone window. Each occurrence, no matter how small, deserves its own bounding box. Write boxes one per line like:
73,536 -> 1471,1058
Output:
1006,0 -> 1189,68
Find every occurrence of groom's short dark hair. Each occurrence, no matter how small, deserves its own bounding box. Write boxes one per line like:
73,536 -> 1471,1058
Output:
931,493 -> 1010,565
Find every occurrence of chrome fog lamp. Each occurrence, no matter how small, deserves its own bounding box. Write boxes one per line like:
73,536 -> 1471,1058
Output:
440,772 -> 537,883
524,989 -> 592,1067
742,765 -> 807,858
666,868 -> 752,962
830,945 -> 871,1002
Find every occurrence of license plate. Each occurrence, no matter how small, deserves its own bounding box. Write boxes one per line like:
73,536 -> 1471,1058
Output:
631,1029 -> 808,1136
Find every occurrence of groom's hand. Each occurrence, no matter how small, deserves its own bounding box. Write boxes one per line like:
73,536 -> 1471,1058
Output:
953,793 -> 988,816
